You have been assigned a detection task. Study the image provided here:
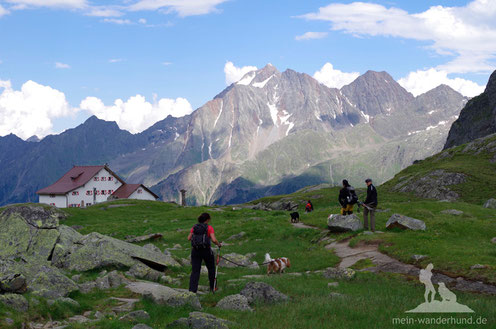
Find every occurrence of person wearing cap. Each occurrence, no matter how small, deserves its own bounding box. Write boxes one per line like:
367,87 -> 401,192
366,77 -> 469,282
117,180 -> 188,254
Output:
363,178 -> 378,231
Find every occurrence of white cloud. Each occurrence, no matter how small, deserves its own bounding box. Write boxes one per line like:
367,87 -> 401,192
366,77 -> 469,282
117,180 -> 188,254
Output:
129,0 -> 229,17
301,0 -> 496,74
295,31 -> 328,41
108,58 -> 123,63
313,62 -> 360,89
102,18 -> 133,25
0,79 -> 74,139
138,18 -> 147,24
55,62 -> 70,69
80,94 -> 193,133
162,61 -> 172,66
398,68 -> 485,97
85,6 -> 124,17
5,0 -> 87,9
0,4 -> 10,16
224,61 -> 257,85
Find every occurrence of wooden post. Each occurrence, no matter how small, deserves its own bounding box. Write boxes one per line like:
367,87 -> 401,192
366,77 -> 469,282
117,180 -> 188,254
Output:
180,189 -> 187,206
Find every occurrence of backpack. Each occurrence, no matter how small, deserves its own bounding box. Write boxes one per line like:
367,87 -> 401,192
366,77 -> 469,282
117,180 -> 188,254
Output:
191,223 -> 211,250
347,187 -> 358,205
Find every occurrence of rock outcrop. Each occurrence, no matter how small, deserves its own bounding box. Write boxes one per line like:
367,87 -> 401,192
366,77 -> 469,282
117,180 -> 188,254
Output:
216,294 -> 252,312
386,214 -> 426,231
240,282 -> 288,304
126,281 -> 201,310
0,204 -> 180,300
444,70 -> 496,149
327,214 -> 363,232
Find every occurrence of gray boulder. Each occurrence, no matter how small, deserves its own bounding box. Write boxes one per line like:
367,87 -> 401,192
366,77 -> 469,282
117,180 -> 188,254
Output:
0,273 -> 27,293
126,262 -> 163,282
133,325 -> 153,329
216,294 -> 252,311
0,259 -> 77,298
120,310 -> 150,321
0,293 -> 29,312
240,282 -> 288,304
143,243 -> 162,253
492,237 -> 496,244
126,281 -> 201,310
483,198 -> 496,209
386,214 -> 426,231
167,312 -> 233,329
54,232 -> 180,271
327,214 -> 363,232
226,232 -> 246,241
218,253 -> 258,269
322,267 -> 356,280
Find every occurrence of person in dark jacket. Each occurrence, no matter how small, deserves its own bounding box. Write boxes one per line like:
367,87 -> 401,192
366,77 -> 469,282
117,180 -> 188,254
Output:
339,179 -> 355,215
187,213 -> 222,293
363,178 -> 378,231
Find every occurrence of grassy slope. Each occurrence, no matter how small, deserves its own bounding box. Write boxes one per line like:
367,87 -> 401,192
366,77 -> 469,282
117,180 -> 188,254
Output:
1,195 -> 494,329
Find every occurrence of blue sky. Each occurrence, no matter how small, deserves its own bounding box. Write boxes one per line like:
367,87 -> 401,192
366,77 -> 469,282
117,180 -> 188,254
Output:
0,0 -> 495,139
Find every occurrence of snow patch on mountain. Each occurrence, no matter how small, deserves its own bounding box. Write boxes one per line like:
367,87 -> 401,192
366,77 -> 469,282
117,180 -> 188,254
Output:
253,75 -> 274,88
237,72 -> 256,86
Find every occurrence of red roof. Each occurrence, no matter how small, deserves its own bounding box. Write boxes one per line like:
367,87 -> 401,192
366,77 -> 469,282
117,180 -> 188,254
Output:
111,183 -> 159,199
37,165 -> 124,195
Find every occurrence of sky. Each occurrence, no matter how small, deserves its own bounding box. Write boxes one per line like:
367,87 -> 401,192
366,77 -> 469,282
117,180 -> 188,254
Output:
1,0 -> 495,139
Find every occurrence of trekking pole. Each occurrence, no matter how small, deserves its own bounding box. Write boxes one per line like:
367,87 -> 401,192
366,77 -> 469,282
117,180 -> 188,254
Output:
213,245 -> 221,293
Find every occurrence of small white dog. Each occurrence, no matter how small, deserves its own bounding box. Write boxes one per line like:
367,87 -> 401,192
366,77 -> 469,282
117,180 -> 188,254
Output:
265,253 -> 291,274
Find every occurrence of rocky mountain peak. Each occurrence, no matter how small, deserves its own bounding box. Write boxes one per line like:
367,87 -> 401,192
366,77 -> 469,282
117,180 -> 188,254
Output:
340,70 -> 414,117
444,70 -> 496,149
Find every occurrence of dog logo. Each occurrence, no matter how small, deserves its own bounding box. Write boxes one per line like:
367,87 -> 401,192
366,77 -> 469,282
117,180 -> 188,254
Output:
406,263 -> 474,313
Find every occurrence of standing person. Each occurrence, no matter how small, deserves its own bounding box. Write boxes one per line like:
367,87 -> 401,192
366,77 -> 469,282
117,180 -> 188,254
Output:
339,180 -> 357,215
305,200 -> 314,213
363,178 -> 378,231
188,213 -> 222,293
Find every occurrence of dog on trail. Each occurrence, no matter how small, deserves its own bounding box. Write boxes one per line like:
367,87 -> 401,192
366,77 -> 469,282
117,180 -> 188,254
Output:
290,212 -> 300,223
265,253 -> 291,274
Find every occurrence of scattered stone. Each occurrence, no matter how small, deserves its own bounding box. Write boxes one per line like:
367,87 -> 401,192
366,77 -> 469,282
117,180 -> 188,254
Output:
71,274 -> 81,282
126,262 -> 163,282
71,225 -> 84,230
133,325 -> 153,329
470,264 -> 487,269
51,297 -> 80,308
216,294 -> 252,312
327,214 -> 363,232
180,258 -> 191,266
242,275 -> 265,279
362,231 -> 374,235
83,311 -> 92,317
240,282 -> 288,304
322,267 -> 356,280
386,214 -> 426,231
0,273 -> 27,293
99,270 -> 108,277
411,255 -> 428,262
68,315 -> 91,323
126,233 -> 163,243
483,198 -> 496,209
126,281 -> 201,310
167,312 -> 233,329
5,318 -> 14,325
329,292 -> 345,298
287,272 -> 302,276
492,237 -> 496,244
79,281 -> 97,293
120,310 -> 150,321
0,293 -> 28,312
94,311 -> 104,319
328,282 -> 339,287
441,209 -> 464,216
109,297 -> 139,313
227,232 -> 246,241
218,253 -> 257,268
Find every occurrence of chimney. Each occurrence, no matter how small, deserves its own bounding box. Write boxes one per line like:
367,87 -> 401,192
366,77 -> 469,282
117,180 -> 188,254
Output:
180,189 -> 187,206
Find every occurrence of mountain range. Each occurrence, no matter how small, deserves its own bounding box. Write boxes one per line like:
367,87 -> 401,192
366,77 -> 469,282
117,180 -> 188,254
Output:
0,64 -> 470,206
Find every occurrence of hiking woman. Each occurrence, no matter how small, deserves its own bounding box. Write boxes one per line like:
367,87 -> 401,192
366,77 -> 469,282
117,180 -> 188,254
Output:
188,212 -> 222,293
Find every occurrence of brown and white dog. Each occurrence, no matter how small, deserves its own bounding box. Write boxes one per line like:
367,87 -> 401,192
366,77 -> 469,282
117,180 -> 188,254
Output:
265,253 -> 291,274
